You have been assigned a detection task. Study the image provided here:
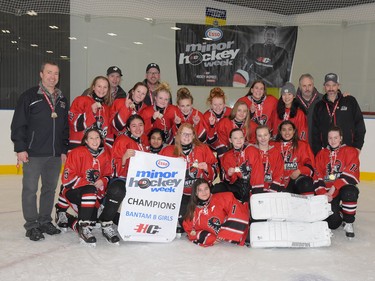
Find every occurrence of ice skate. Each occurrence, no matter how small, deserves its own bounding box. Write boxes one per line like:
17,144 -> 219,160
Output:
78,220 -> 96,247
55,210 -> 69,232
343,222 -> 355,239
101,221 -> 120,245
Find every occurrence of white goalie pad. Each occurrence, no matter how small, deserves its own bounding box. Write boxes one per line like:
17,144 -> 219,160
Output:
250,221 -> 332,248
250,193 -> 332,222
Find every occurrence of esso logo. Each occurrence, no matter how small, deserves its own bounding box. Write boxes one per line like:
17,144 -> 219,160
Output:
205,28 -> 223,41
156,159 -> 170,169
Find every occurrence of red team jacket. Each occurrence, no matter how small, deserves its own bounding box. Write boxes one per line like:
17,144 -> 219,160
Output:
61,146 -> 112,199
275,140 -> 315,186
237,94 -> 278,127
183,192 -> 249,247
68,96 -> 113,147
160,144 -> 218,195
112,134 -> 148,178
314,145 -> 360,198
139,104 -> 178,144
110,98 -> 147,136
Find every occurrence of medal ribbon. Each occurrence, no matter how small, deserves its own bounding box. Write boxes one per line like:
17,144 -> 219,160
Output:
40,87 -> 56,116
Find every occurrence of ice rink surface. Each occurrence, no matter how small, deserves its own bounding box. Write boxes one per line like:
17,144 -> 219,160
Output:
0,175 -> 374,281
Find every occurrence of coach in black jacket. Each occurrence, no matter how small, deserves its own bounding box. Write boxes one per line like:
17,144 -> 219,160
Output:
311,73 -> 366,155
11,61 -> 69,241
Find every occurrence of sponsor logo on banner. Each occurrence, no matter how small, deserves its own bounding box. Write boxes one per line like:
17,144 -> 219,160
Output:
134,224 -> 162,234
156,159 -> 170,169
205,28 -> 223,41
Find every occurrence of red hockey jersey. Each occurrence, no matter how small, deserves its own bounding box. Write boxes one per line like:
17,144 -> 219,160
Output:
68,96 -> 113,148
173,108 -> 209,143
209,117 -> 257,157
314,145 -> 360,197
272,108 -> 308,141
139,104 -> 178,144
61,145 -> 112,198
246,144 -> 284,191
237,94 -> 277,128
275,140 -> 315,186
160,144 -> 218,195
110,98 -> 147,136
183,192 -> 249,247
112,134 -> 148,178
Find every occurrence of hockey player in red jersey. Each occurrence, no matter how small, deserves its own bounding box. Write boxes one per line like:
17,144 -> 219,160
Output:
272,82 -> 308,141
183,179 -> 249,247
110,82 -> 148,136
139,82 -> 178,144
237,80 -> 277,128
275,120 -> 315,195
209,100 -> 257,158
203,88 -> 231,149
68,76 -> 113,150
249,125 -> 284,193
160,123 -> 218,232
173,87 -> 208,143
56,128 -> 112,245
214,129 -> 255,203
314,126 -> 360,238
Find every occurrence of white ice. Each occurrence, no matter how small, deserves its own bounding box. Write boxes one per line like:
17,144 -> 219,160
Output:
0,175 -> 374,281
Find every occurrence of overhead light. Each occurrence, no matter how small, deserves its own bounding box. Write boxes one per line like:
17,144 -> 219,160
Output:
26,10 -> 38,16
2,30 -> 10,33
11,41 -> 17,44
68,36 -> 77,40
30,44 -> 38,47
144,17 -> 153,21
203,37 -> 213,41
60,55 -> 68,59
46,50 -> 53,53
107,33 -> 117,36
49,25 -> 59,29
133,42 -> 143,45
170,27 -> 181,31
83,46 -> 88,49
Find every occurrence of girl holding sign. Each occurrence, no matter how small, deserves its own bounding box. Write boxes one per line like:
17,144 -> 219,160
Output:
160,123 -> 218,233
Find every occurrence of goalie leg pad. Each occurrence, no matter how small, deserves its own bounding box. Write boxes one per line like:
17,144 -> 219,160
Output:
250,192 -> 332,222
250,221 -> 332,248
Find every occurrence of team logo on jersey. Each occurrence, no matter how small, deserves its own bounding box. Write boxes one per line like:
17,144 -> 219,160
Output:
86,169 -> 100,183
256,57 -> 271,64
63,168 -> 69,180
68,111 -> 74,121
325,160 -> 342,181
208,216 -> 221,234
284,152 -> 298,170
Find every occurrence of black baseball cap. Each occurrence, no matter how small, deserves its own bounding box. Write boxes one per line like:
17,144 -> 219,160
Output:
146,63 -> 160,73
107,66 -> 123,76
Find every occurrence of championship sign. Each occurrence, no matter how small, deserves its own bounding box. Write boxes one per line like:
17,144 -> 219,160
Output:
118,151 -> 186,242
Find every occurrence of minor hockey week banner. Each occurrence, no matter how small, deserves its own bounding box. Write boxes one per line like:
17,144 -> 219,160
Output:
176,24 -> 298,88
118,151 -> 186,242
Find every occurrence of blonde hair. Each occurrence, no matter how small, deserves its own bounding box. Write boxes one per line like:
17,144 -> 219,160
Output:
89,76 -> 112,106
173,123 -> 201,156
176,87 -> 193,105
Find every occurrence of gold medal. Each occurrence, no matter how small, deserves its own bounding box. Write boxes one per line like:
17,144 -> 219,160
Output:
192,160 -> 199,168
234,167 -> 241,173
51,112 -> 58,118
190,230 -> 196,236
96,102 -> 102,108
129,103 -> 135,109
328,174 -> 335,180
159,113 -> 164,119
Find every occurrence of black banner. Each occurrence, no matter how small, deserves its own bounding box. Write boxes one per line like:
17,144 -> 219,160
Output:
175,24 -> 298,88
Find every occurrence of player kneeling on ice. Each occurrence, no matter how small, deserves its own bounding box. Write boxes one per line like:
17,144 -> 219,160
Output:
183,179 -> 249,247
56,128 -> 112,246
314,126 -> 360,239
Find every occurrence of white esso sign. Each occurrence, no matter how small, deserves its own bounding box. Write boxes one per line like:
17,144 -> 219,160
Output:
205,28 -> 223,41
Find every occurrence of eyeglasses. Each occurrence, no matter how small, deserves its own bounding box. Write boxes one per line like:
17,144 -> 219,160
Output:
181,132 -> 193,138
147,71 -> 160,75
